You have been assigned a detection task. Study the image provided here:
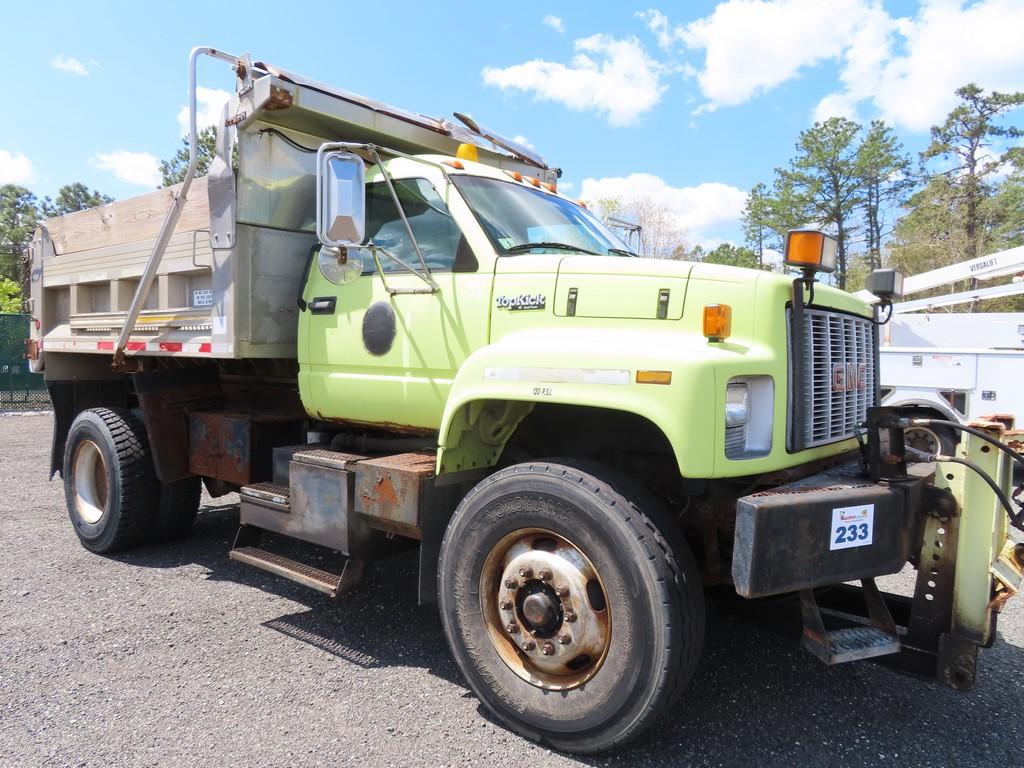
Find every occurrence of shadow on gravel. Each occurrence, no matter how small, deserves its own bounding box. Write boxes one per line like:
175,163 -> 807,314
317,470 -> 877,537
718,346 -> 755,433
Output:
109,500 -> 465,687
109,500 -> 1024,767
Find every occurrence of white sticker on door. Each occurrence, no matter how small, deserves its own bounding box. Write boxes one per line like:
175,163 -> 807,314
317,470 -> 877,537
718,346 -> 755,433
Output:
830,504 -> 874,550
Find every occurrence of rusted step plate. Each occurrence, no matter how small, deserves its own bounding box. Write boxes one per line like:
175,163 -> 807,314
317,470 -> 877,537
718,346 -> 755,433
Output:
291,449 -> 366,471
240,482 -> 290,506
229,546 -> 341,596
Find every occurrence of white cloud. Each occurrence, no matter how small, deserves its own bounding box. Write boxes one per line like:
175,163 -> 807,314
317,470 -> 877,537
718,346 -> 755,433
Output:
864,0 -> 1024,131
637,9 -> 685,50
580,173 -> 747,243
482,35 -> 666,127
176,87 -> 232,134
0,150 -> 34,184
813,92 -> 861,123
511,134 -> 535,149
650,0 -> 1024,130
51,55 -> 89,76
677,0 -> 880,109
542,14 -> 564,33
92,150 -> 161,188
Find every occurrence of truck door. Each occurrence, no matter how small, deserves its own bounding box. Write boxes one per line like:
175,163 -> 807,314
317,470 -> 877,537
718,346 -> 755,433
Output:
298,175 -> 490,432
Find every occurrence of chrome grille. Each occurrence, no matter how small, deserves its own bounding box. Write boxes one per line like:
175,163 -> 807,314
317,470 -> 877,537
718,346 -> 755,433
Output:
790,308 -> 876,449
725,424 -> 747,458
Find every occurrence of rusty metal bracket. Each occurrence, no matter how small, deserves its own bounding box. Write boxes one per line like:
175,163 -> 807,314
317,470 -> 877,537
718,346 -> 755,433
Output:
903,512 -> 959,655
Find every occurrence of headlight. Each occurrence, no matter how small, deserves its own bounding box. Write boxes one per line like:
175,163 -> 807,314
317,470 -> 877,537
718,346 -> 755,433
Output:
725,376 -> 774,459
725,382 -> 749,427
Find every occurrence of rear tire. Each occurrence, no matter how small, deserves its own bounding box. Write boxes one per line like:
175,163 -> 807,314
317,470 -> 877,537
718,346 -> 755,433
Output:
437,460 -> 704,753
151,475 -> 202,542
63,407 -> 158,553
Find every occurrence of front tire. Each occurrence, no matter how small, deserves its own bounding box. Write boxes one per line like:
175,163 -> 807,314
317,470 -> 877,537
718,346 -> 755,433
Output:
437,461 -> 704,753
63,408 -> 158,553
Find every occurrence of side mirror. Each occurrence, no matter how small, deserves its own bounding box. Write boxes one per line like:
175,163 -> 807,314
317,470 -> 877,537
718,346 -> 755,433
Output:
317,151 -> 366,247
865,268 -> 904,301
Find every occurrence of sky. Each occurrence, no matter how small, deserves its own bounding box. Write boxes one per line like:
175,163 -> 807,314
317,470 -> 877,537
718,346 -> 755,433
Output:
2,0 -> 1023,248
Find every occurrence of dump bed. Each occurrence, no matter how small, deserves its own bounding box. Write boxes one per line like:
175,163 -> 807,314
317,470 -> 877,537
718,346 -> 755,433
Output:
28,54 -> 557,365
32,178 -> 230,358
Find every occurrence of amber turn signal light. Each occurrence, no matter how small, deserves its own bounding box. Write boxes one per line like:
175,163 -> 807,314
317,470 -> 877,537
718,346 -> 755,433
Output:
703,304 -> 732,342
636,370 -> 672,385
783,229 -> 838,274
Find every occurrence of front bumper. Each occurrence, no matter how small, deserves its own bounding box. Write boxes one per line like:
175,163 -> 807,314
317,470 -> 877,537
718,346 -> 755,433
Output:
732,425 -> 1023,690
733,461 -> 925,599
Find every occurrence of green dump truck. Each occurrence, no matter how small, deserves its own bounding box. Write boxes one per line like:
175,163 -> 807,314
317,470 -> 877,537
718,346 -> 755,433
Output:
25,47 -> 1024,753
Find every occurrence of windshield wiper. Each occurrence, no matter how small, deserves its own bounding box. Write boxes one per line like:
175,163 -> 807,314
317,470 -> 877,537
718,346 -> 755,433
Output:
607,247 -> 639,258
505,242 -> 598,255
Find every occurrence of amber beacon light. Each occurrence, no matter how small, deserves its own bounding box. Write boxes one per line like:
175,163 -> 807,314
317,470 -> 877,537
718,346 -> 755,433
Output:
783,229 -> 838,274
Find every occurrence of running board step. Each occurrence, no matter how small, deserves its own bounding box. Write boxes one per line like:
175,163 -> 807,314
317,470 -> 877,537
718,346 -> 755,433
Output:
230,546 -> 344,596
229,523 -> 366,598
800,578 -> 901,665
803,625 -> 901,664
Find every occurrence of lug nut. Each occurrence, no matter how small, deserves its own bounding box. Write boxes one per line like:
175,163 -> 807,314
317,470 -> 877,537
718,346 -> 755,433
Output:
556,585 -> 570,598
506,623 -> 518,634
521,640 -> 536,651
558,634 -> 571,645
499,599 -> 513,611
564,610 -> 577,623
518,566 -> 533,578
504,577 -> 518,589
538,568 -> 553,581
541,642 -> 555,656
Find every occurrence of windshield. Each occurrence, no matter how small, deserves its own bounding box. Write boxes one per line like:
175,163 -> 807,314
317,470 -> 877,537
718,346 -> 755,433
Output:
451,175 -> 636,257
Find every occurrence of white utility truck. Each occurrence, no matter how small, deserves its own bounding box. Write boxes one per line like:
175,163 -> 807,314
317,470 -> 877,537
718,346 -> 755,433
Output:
865,247 -> 1024,454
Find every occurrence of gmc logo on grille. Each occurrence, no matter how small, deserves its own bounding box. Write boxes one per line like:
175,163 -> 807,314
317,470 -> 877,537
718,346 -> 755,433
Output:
832,362 -> 867,392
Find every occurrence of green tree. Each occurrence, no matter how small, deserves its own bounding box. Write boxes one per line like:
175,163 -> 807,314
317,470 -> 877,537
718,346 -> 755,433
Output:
160,126 -> 218,187
40,183 -> 113,219
0,277 -> 21,312
702,243 -> 761,269
778,117 -> 864,288
891,84 -> 1024,310
923,83 -> 1024,265
0,186 -> 40,294
741,182 -> 771,266
855,120 -> 911,271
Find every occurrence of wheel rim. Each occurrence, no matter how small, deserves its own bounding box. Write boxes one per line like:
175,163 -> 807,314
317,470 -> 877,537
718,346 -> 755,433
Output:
479,527 -> 611,691
72,440 -> 108,525
905,426 -> 942,456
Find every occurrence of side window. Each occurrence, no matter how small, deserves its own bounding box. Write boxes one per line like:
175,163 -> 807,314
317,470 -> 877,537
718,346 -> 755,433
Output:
363,178 -> 471,273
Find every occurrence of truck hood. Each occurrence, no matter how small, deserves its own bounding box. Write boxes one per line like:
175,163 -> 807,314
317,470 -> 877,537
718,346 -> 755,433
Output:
553,255 -> 697,320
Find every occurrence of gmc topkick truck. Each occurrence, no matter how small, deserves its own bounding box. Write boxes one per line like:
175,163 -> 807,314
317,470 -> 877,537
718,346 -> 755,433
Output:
25,48 -> 1024,753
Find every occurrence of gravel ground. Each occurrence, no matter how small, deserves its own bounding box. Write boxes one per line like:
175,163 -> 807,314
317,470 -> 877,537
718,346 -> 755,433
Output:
2,413 -> 1023,767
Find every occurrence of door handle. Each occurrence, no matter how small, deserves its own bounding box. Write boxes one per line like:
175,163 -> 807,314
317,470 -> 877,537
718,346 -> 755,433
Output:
308,296 -> 337,315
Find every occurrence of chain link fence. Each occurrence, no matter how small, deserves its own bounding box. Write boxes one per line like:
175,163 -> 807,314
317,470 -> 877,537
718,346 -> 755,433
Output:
0,314 -> 49,411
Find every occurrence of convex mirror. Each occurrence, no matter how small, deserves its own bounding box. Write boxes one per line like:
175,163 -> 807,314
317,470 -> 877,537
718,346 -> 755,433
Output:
318,245 -> 364,286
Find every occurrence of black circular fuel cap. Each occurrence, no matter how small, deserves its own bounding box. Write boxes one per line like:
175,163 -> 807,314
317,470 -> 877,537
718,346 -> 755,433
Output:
362,301 -> 396,356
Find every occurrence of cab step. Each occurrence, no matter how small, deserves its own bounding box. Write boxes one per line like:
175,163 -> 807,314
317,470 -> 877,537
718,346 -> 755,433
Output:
230,546 -> 344,596
800,578 -> 901,664
229,524 -> 365,597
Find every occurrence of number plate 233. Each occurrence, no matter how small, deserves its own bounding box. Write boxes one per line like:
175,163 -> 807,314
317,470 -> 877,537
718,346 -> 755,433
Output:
830,504 -> 874,551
